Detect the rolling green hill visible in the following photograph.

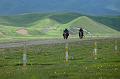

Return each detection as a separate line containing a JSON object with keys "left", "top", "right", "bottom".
{"left": 88, "top": 16, "right": 120, "bottom": 31}
{"left": 68, "top": 16, "right": 119, "bottom": 34}
{"left": 0, "top": 13, "right": 50, "bottom": 27}
{"left": 49, "top": 13, "right": 82, "bottom": 24}
{"left": 0, "top": 13, "right": 120, "bottom": 38}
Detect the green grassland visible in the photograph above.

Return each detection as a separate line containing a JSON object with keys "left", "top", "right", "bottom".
{"left": 0, "top": 39, "right": 120, "bottom": 79}
{"left": 0, "top": 13, "right": 120, "bottom": 40}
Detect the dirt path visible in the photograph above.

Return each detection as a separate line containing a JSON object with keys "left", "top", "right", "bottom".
{"left": 0, "top": 39, "right": 80, "bottom": 48}
{"left": 0, "top": 38, "right": 119, "bottom": 49}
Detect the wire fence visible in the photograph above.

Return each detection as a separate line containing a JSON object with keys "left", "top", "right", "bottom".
{"left": 0, "top": 38, "right": 119, "bottom": 79}
{"left": 0, "top": 38, "right": 119, "bottom": 66}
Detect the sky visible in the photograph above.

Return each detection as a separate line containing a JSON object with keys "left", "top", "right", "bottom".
{"left": 0, "top": 0, "right": 120, "bottom": 15}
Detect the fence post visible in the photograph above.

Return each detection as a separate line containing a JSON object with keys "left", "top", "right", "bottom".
{"left": 65, "top": 42, "right": 69, "bottom": 64}
{"left": 23, "top": 41, "right": 27, "bottom": 67}
{"left": 93, "top": 41, "right": 97, "bottom": 60}
{"left": 115, "top": 40, "right": 118, "bottom": 52}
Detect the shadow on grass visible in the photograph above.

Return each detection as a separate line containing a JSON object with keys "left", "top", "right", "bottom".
{"left": 15, "top": 63, "right": 54, "bottom": 66}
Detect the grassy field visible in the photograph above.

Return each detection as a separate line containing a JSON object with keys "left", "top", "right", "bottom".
{"left": 0, "top": 38, "right": 120, "bottom": 79}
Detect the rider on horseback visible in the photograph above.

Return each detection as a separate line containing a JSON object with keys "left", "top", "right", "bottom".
{"left": 63, "top": 28, "right": 69, "bottom": 39}
{"left": 64, "top": 28, "right": 69, "bottom": 34}
{"left": 79, "top": 28, "right": 84, "bottom": 39}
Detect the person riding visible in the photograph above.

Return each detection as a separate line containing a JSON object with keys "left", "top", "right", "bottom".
{"left": 63, "top": 28, "right": 69, "bottom": 39}
{"left": 79, "top": 28, "right": 84, "bottom": 39}
{"left": 64, "top": 28, "right": 69, "bottom": 34}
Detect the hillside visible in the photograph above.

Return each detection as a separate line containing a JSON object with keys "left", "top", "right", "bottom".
{"left": 0, "top": 13, "right": 50, "bottom": 27}
{"left": 88, "top": 16, "right": 120, "bottom": 31}
{"left": 67, "top": 16, "right": 119, "bottom": 34}
{"left": 0, "top": 13, "right": 120, "bottom": 38}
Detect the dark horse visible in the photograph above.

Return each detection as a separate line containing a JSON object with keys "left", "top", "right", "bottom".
{"left": 63, "top": 33, "right": 69, "bottom": 39}
{"left": 79, "top": 31, "right": 83, "bottom": 39}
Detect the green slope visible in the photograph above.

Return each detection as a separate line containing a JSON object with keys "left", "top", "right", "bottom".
{"left": 88, "top": 16, "right": 120, "bottom": 31}
{"left": 0, "top": 25, "right": 19, "bottom": 37}
{"left": 67, "top": 16, "right": 119, "bottom": 35}
{"left": 0, "top": 13, "right": 50, "bottom": 27}
{"left": 0, "top": 13, "right": 82, "bottom": 27}
{"left": 47, "top": 16, "right": 119, "bottom": 36}
{"left": 0, "top": 13, "right": 119, "bottom": 38}
{"left": 49, "top": 13, "right": 82, "bottom": 24}
{"left": 28, "top": 18, "right": 60, "bottom": 35}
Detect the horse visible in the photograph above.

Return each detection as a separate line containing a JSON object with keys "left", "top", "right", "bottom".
{"left": 79, "top": 31, "right": 83, "bottom": 39}
{"left": 63, "top": 32, "right": 69, "bottom": 39}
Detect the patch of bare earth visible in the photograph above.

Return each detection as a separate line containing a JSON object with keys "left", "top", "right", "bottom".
{"left": 16, "top": 28, "right": 29, "bottom": 35}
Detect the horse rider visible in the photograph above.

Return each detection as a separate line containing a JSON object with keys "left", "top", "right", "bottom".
{"left": 63, "top": 28, "right": 69, "bottom": 39}
{"left": 79, "top": 28, "right": 84, "bottom": 39}
{"left": 64, "top": 28, "right": 69, "bottom": 34}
